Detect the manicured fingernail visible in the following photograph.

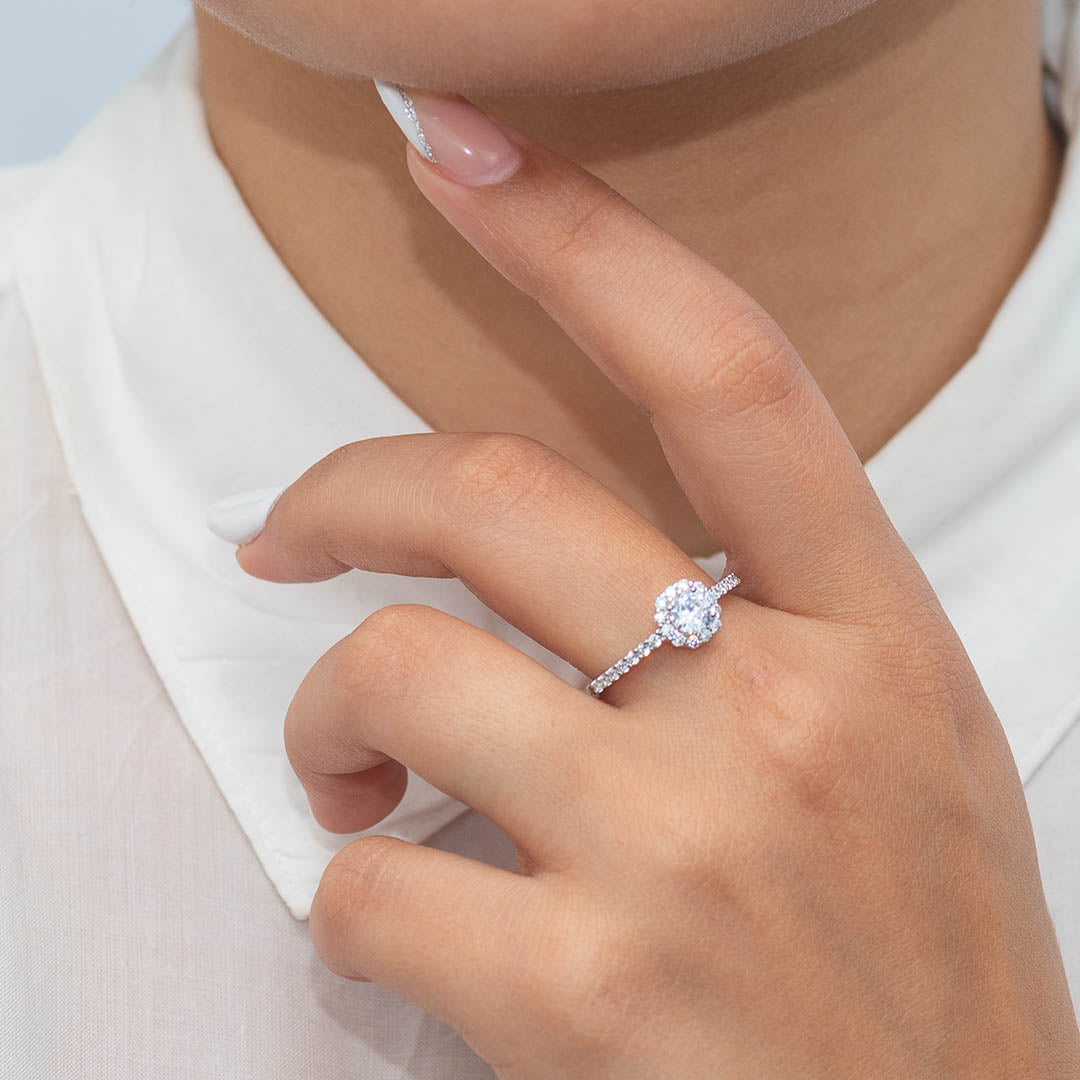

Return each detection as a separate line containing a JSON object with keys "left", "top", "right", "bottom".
{"left": 206, "top": 486, "right": 285, "bottom": 545}
{"left": 373, "top": 80, "right": 523, "bottom": 187}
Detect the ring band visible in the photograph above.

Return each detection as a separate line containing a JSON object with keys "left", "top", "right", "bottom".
{"left": 586, "top": 572, "right": 741, "bottom": 697}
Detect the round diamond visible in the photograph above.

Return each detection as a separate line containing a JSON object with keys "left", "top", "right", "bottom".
{"left": 653, "top": 579, "right": 722, "bottom": 648}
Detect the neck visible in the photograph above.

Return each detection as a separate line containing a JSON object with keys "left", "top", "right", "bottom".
{"left": 196, "top": 0, "right": 1062, "bottom": 555}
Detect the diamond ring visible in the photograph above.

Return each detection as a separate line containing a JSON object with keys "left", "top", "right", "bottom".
{"left": 586, "top": 572, "right": 741, "bottom": 697}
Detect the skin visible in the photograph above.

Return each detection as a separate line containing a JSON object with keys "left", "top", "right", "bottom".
{"left": 192, "top": 0, "right": 1078, "bottom": 1072}
{"left": 233, "top": 122, "right": 1080, "bottom": 1075}
{"left": 195, "top": 0, "right": 882, "bottom": 92}
{"left": 195, "top": 0, "right": 1062, "bottom": 556}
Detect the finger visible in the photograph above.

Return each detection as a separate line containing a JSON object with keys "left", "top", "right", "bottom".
{"left": 238, "top": 432, "right": 727, "bottom": 689}
{"left": 390, "top": 87, "right": 909, "bottom": 617}
{"left": 285, "top": 602, "right": 595, "bottom": 855}
{"left": 310, "top": 833, "right": 537, "bottom": 1046}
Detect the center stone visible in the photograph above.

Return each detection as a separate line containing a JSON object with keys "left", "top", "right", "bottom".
{"left": 673, "top": 593, "right": 710, "bottom": 635}
{"left": 654, "top": 579, "right": 722, "bottom": 649}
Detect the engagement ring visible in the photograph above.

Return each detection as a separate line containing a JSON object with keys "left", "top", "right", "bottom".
{"left": 586, "top": 573, "right": 740, "bottom": 697}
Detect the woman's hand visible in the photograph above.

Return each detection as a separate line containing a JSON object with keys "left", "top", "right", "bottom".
{"left": 233, "top": 99, "right": 1080, "bottom": 1077}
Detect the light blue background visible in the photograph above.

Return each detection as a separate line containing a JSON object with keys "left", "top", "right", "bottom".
{"left": 1, "top": 0, "right": 191, "bottom": 167}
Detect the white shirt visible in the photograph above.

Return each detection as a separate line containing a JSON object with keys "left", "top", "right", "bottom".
{"left": 2, "top": 8, "right": 1079, "bottom": 1075}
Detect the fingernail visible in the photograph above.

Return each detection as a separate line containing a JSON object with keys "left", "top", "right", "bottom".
{"left": 373, "top": 80, "right": 523, "bottom": 187}
{"left": 206, "top": 486, "right": 285, "bottom": 545}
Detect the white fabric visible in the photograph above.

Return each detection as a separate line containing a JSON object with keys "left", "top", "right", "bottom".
{"left": 1, "top": 8, "right": 1078, "bottom": 1076}
{"left": 9, "top": 27, "right": 603, "bottom": 922}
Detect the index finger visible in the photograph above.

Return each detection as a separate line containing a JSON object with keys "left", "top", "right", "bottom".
{"left": 379, "top": 84, "right": 913, "bottom": 619}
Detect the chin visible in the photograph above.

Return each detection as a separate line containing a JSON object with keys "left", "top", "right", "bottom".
{"left": 194, "top": 0, "right": 879, "bottom": 95}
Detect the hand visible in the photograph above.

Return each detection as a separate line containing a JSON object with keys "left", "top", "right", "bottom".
{"left": 233, "top": 99, "right": 1080, "bottom": 1077}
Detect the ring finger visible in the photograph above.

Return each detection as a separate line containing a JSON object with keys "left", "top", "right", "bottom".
{"left": 237, "top": 430, "right": 742, "bottom": 695}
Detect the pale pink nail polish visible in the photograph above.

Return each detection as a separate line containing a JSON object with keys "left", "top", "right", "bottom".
{"left": 374, "top": 80, "right": 523, "bottom": 187}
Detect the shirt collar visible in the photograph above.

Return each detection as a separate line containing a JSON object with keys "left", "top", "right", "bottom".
{"left": 13, "top": 10, "right": 1080, "bottom": 918}
{"left": 14, "top": 28, "right": 488, "bottom": 920}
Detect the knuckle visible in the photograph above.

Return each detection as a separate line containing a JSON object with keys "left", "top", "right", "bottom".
{"left": 436, "top": 433, "right": 569, "bottom": 532}
{"left": 872, "top": 632, "right": 987, "bottom": 751}
{"left": 733, "top": 638, "right": 864, "bottom": 816}
{"left": 318, "top": 835, "right": 402, "bottom": 915}
{"left": 609, "top": 749, "right": 735, "bottom": 899}
{"left": 304, "top": 439, "right": 371, "bottom": 508}
{"left": 773, "top": 708, "right": 862, "bottom": 817}
{"left": 334, "top": 604, "right": 445, "bottom": 704}
{"left": 287, "top": 607, "right": 445, "bottom": 782}
{"left": 310, "top": 836, "right": 405, "bottom": 967}
{"left": 662, "top": 302, "right": 803, "bottom": 423}
{"left": 510, "top": 915, "right": 649, "bottom": 1060}
{"left": 644, "top": 814, "right": 731, "bottom": 900}
{"left": 840, "top": 599, "right": 984, "bottom": 721}
{"left": 722, "top": 331, "right": 801, "bottom": 419}
{"left": 883, "top": 620, "right": 974, "bottom": 699}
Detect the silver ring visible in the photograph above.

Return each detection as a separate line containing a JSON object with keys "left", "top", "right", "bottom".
{"left": 586, "top": 572, "right": 741, "bottom": 697}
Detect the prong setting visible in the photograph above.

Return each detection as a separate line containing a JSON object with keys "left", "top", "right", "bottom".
{"left": 654, "top": 578, "right": 722, "bottom": 649}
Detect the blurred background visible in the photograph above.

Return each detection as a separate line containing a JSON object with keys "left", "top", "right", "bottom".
{"left": 1, "top": 0, "right": 189, "bottom": 166}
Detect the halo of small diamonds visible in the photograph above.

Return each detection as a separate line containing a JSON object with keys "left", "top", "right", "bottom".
{"left": 654, "top": 579, "right": 722, "bottom": 649}
{"left": 585, "top": 572, "right": 740, "bottom": 696}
